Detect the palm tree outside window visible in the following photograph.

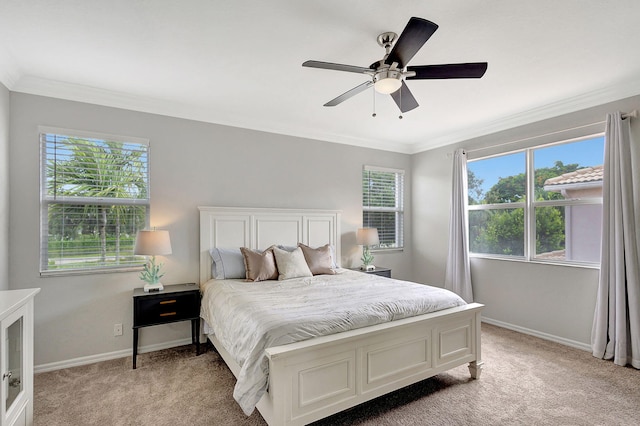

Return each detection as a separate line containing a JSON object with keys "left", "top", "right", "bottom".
{"left": 40, "top": 128, "right": 150, "bottom": 274}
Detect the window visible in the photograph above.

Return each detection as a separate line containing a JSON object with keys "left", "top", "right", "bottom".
{"left": 467, "top": 136, "right": 604, "bottom": 265}
{"left": 362, "top": 166, "right": 404, "bottom": 250}
{"left": 40, "top": 128, "right": 150, "bottom": 274}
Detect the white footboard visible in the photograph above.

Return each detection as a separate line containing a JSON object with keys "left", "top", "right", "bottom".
{"left": 212, "top": 302, "right": 483, "bottom": 426}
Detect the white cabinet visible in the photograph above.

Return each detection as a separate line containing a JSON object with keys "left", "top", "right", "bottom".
{"left": 1, "top": 289, "right": 39, "bottom": 426}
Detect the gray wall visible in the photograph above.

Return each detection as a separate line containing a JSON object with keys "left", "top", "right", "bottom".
{"left": 0, "top": 82, "right": 9, "bottom": 291}
{"left": 8, "top": 88, "right": 640, "bottom": 366}
{"left": 412, "top": 95, "right": 640, "bottom": 348}
{"left": 8, "top": 93, "right": 412, "bottom": 367}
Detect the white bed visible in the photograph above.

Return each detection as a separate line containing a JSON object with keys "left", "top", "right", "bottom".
{"left": 199, "top": 206, "right": 484, "bottom": 426}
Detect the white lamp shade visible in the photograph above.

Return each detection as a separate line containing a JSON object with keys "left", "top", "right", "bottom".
{"left": 134, "top": 230, "right": 172, "bottom": 256}
{"left": 356, "top": 228, "right": 379, "bottom": 246}
{"left": 374, "top": 77, "right": 402, "bottom": 94}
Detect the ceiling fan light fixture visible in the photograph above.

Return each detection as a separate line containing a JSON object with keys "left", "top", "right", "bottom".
{"left": 374, "top": 77, "right": 402, "bottom": 94}
{"left": 303, "top": 17, "right": 487, "bottom": 112}
{"left": 373, "top": 70, "right": 402, "bottom": 94}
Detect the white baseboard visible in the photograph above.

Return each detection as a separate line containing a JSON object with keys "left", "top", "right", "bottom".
{"left": 482, "top": 317, "right": 592, "bottom": 352}
{"left": 34, "top": 338, "right": 193, "bottom": 374}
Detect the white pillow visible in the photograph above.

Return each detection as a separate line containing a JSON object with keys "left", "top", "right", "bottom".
{"left": 279, "top": 244, "right": 339, "bottom": 268}
{"left": 273, "top": 247, "right": 313, "bottom": 280}
{"left": 209, "top": 248, "right": 246, "bottom": 279}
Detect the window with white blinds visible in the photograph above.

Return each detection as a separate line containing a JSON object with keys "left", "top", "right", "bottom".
{"left": 362, "top": 165, "right": 404, "bottom": 250}
{"left": 40, "top": 128, "right": 150, "bottom": 275}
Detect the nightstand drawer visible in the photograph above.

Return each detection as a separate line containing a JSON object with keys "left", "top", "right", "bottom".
{"left": 349, "top": 267, "right": 391, "bottom": 278}
{"left": 134, "top": 291, "right": 199, "bottom": 327}
{"left": 369, "top": 268, "right": 391, "bottom": 278}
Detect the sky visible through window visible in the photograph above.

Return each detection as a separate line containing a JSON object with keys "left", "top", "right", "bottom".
{"left": 469, "top": 136, "right": 604, "bottom": 194}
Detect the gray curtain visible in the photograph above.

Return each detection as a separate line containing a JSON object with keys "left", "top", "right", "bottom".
{"left": 591, "top": 112, "right": 640, "bottom": 368}
{"left": 445, "top": 148, "right": 473, "bottom": 303}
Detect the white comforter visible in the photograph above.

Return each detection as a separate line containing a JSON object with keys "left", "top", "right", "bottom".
{"left": 200, "top": 269, "right": 466, "bottom": 415}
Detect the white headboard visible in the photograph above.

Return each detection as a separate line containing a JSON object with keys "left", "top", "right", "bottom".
{"left": 199, "top": 206, "right": 342, "bottom": 284}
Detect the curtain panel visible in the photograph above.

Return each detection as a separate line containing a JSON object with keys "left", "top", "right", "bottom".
{"left": 445, "top": 148, "right": 474, "bottom": 303}
{"left": 591, "top": 112, "right": 640, "bottom": 369}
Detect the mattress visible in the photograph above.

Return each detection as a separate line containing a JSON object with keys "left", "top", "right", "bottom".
{"left": 200, "top": 268, "right": 466, "bottom": 415}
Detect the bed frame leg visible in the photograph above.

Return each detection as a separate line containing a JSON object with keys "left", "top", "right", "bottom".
{"left": 468, "top": 361, "right": 483, "bottom": 379}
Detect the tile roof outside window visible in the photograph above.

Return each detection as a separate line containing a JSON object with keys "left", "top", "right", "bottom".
{"left": 544, "top": 165, "right": 603, "bottom": 186}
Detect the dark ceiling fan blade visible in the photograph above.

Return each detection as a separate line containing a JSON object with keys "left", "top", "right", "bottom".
{"left": 407, "top": 62, "right": 488, "bottom": 79}
{"left": 324, "top": 81, "right": 373, "bottom": 107}
{"left": 390, "top": 81, "right": 419, "bottom": 113}
{"left": 303, "top": 60, "right": 370, "bottom": 74}
{"left": 385, "top": 17, "right": 438, "bottom": 69}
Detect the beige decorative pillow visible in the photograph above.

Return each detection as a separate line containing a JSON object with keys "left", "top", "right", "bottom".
{"left": 240, "top": 247, "right": 279, "bottom": 282}
{"left": 298, "top": 243, "right": 336, "bottom": 275}
{"left": 273, "top": 246, "right": 313, "bottom": 280}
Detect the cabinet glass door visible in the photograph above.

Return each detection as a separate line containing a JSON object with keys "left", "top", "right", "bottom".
{"left": 4, "top": 316, "right": 23, "bottom": 413}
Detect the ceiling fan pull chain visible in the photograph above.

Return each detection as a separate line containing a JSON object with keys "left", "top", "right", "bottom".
{"left": 399, "top": 85, "right": 403, "bottom": 119}
{"left": 372, "top": 87, "right": 377, "bottom": 117}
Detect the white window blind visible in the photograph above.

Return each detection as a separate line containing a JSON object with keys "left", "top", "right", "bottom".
{"left": 362, "top": 165, "right": 404, "bottom": 249}
{"left": 40, "top": 129, "right": 150, "bottom": 274}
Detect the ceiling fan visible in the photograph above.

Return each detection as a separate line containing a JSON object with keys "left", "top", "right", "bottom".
{"left": 303, "top": 17, "right": 488, "bottom": 115}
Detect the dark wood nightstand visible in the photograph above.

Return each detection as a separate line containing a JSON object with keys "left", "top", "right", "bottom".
{"left": 132, "top": 283, "right": 200, "bottom": 369}
{"left": 349, "top": 267, "right": 391, "bottom": 278}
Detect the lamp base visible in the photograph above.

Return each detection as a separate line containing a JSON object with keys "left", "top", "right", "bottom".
{"left": 143, "top": 282, "right": 164, "bottom": 293}
{"left": 361, "top": 264, "right": 376, "bottom": 271}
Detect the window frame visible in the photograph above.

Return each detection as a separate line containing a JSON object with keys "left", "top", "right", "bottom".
{"left": 467, "top": 134, "right": 604, "bottom": 267}
{"left": 362, "top": 165, "right": 405, "bottom": 251}
{"left": 39, "top": 126, "right": 151, "bottom": 276}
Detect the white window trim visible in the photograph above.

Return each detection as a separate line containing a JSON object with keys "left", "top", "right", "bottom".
{"left": 39, "top": 127, "right": 151, "bottom": 276}
{"left": 363, "top": 165, "right": 405, "bottom": 251}
{"left": 468, "top": 134, "right": 604, "bottom": 267}
{"left": 38, "top": 126, "right": 149, "bottom": 146}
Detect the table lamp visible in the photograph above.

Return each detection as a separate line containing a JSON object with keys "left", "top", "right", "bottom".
{"left": 134, "top": 229, "right": 172, "bottom": 292}
{"left": 357, "top": 228, "right": 379, "bottom": 271}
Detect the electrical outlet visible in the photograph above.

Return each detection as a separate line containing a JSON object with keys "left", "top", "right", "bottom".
{"left": 114, "top": 323, "right": 123, "bottom": 336}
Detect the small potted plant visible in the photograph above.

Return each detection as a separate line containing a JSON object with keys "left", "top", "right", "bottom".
{"left": 139, "top": 256, "right": 165, "bottom": 292}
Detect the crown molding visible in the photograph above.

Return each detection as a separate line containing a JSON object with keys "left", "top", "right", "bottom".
{"left": 10, "top": 75, "right": 640, "bottom": 156}
{"left": 0, "top": 47, "right": 20, "bottom": 89}
{"left": 11, "top": 75, "right": 416, "bottom": 154}
{"left": 410, "top": 77, "right": 640, "bottom": 154}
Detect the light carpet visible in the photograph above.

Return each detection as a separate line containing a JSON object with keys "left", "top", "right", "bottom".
{"left": 34, "top": 324, "right": 640, "bottom": 425}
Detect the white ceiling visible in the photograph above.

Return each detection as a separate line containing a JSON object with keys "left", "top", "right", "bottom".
{"left": 2, "top": 1, "right": 639, "bottom": 154}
